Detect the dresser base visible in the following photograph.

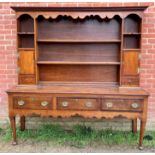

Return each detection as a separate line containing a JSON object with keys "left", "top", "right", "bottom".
{"left": 7, "top": 85, "right": 149, "bottom": 147}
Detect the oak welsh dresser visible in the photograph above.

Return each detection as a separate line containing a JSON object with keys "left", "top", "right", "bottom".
{"left": 7, "top": 6, "right": 149, "bottom": 149}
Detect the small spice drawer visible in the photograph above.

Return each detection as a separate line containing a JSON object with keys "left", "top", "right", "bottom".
{"left": 57, "top": 97, "right": 100, "bottom": 111}
{"left": 101, "top": 98, "right": 143, "bottom": 112}
{"left": 13, "top": 96, "right": 52, "bottom": 110}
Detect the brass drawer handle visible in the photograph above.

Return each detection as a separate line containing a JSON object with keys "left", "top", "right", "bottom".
{"left": 131, "top": 103, "right": 139, "bottom": 109}
{"left": 17, "top": 100, "right": 25, "bottom": 106}
{"left": 61, "top": 101, "right": 69, "bottom": 107}
{"left": 41, "top": 101, "right": 49, "bottom": 107}
{"left": 106, "top": 102, "right": 113, "bottom": 108}
{"left": 85, "top": 101, "right": 93, "bottom": 108}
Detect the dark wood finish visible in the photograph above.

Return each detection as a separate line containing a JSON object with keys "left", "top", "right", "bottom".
{"left": 57, "top": 97, "right": 100, "bottom": 111}
{"left": 37, "top": 16, "right": 121, "bottom": 41}
{"left": 123, "top": 50, "right": 139, "bottom": 75}
{"left": 11, "top": 6, "right": 148, "bottom": 12}
{"left": 18, "top": 14, "right": 34, "bottom": 33}
{"left": 121, "top": 76, "right": 139, "bottom": 86}
{"left": 139, "top": 120, "right": 146, "bottom": 148}
{"left": 38, "top": 43, "right": 120, "bottom": 62}
{"left": 7, "top": 6, "right": 149, "bottom": 148}
{"left": 124, "top": 14, "right": 141, "bottom": 33}
{"left": 20, "top": 116, "right": 25, "bottom": 131}
{"left": 18, "top": 35, "right": 34, "bottom": 48}
{"left": 132, "top": 118, "right": 137, "bottom": 133}
{"left": 39, "top": 64, "right": 119, "bottom": 82}
{"left": 18, "top": 75, "right": 36, "bottom": 85}
{"left": 9, "top": 116, "right": 17, "bottom": 145}
{"left": 123, "top": 35, "right": 140, "bottom": 49}
{"left": 101, "top": 98, "right": 143, "bottom": 112}
{"left": 18, "top": 50, "right": 35, "bottom": 74}
{"left": 13, "top": 96, "right": 52, "bottom": 110}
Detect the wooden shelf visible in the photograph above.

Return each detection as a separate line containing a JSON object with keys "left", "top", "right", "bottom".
{"left": 18, "top": 32, "right": 34, "bottom": 35}
{"left": 37, "top": 39, "right": 121, "bottom": 43}
{"left": 123, "top": 49, "right": 140, "bottom": 51}
{"left": 18, "top": 48, "right": 35, "bottom": 50}
{"left": 37, "top": 61, "right": 121, "bottom": 65}
{"left": 123, "top": 33, "right": 140, "bottom": 35}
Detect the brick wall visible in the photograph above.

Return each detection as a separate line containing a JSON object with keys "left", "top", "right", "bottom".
{"left": 0, "top": 2, "right": 155, "bottom": 129}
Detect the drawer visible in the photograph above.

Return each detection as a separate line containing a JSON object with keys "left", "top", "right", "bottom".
{"left": 13, "top": 96, "right": 52, "bottom": 110}
{"left": 57, "top": 97, "right": 100, "bottom": 111}
{"left": 101, "top": 98, "right": 143, "bottom": 112}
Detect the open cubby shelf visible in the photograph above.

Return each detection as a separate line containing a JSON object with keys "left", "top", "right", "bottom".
{"left": 17, "top": 14, "right": 34, "bottom": 48}
{"left": 18, "top": 35, "right": 34, "bottom": 48}
{"left": 38, "top": 64, "right": 120, "bottom": 82}
{"left": 37, "top": 42, "right": 120, "bottom": 62}
{"left": 123, "top": 35, "right": 140, "bottom": 49}
{"left": 124, "top": 14, "right": 141, "bottom": 33}
{"left": 37, "top": 15, "right": 121, "bottom": 41}
{"left": 18, "top": 14, "right": 34, "bottom": 33}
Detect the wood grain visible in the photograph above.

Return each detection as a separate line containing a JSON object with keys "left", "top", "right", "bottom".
{"left": 39, "top": 65, "right": 119, "bottom": 82}
{"left": 18, "top": 50, "right": 35, "bottom": 74}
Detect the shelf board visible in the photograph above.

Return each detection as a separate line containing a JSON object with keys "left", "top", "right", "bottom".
{"left": 18, "top": 48, "right": 35, "bottom": 50}
{"left": 37, "top": 39, "right": 121, "bottom": 43}
{"left": 18, "top": 32, "right": 34, "bottom": 35}
{"left": 123, "top": 48, "right": 140, "bottom": 51}
{"left": 123, "top": 33, "right": 141, "bottom": 35}
{"left": 37, "top": 61, "right": 121, "bottom": 65}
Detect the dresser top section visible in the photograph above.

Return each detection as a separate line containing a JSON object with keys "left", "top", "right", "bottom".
{"left": 7, "top": 85, "right": 149, "bottom": 96}
{"left": 11, "top": 6, "right": 148, "bottom": 19}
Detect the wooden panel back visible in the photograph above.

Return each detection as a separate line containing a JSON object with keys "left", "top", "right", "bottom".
{"left": 38, "top": 43, "right": 120, "bottom": 62}
{"left": 123, "top": 51, "right": 139, "bottom": 76}
{"left": 123, "top": 36, "right": 140, "bottom": 49}
{"left": 18, "top": 35, "right": 34, "bottom": 48}
{"left": 39, "top": 65, "right": 119, "bottom": 82}
{"left": 18, "top": 50, "right": 35, "bottom": 74}
{"left": 37, "top": 16, "right": 121, "bottom": 40}
{"left": 124, "top": 14, "right": 141, "bottom": 33}
{"left": 18, "top": 14, "right": 34, "bottom": 32}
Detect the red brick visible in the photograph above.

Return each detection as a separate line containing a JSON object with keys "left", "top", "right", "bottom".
{"left": 61, "top": 2, "right": 78, "bottom": 7}
{"left": 123, "top": 2, "right": 139, "bottom": 6}
{"left": 148, "top": 39, "right": 155, "bottom": 43}
{"left": 108, "top": 3, "right": 123, "bottom": 7}
{"left": 47, "top": 3, "right": 62, "bottom": 7}
{"left": 143, "top": 23, "right": 154, "bottom": 28}
{"left": 93, "top": 3, "right": 108, "bottom": 7}
{"left": 139, "top": 2, "right": 154, "bottom": 6}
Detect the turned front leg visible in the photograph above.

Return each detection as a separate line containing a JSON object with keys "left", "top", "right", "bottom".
{"left": 20, "top": 116, "right": 25, "bottom": 131}
{"left": 9, "top": 116, "right": 17, "bottom": 145}
{"left": 132, "top": 118, "right": 137, "bottom": 133}
{"left": 139, "top": 120, "right": 146, "bottom": 149}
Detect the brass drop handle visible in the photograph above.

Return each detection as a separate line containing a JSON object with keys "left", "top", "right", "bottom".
{"left": 85, "top": 101, "right": 93, "bottom": 108}
{"left": 62, "top": 101, "right": 69, "bottom": 107}
{"left": 106, "top": 102, "right": 113, "bottom": 108}
{"left": 41, "top": 101, "right": 49, "bottom": 107}
{"left": 131, "top": 103, "right": 139, "bottom": 109}
{"left": 17, "top": 100, "right": 25, "bottom": 106}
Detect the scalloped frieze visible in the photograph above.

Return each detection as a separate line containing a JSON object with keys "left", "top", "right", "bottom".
{"left": 11, "top": 110, "right": 143, "bottom": 120}
{"left": 16, "top": 11, "right": 143, "bottom": 20}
